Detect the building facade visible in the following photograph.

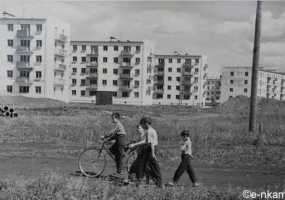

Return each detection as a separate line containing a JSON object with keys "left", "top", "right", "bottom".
{"left": 220, "top": 66, "right": 285, "bottom": 102}
{"left": 205, "top": 77, "right": 221, "bottom": 106}
{"left": 0, "top": 17, "right": 71, "bottom": 102}
{"left": 69, "top": 40, "right": 154, "bottom": 105}
{"left": 152, "top": 54, "right": 208, "bottom": 106}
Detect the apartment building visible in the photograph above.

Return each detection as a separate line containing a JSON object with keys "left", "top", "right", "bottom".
{"left": 220, "top": 66, "right": 285, "bottom": 102}
{"left": 0, "top": 17, "right": 71, "bottom": 102}
{"left": 205, "top": 77, "right": 221, "bottom": 106}
{"left": 152, "top": 54, "right": 208, "bottom": 106}
{"left": 69, "top": 40, "right": 154, "bottom": 105}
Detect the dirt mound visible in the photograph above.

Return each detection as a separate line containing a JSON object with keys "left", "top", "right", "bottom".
{"left": 0, "top": 96, "right": 66, "bottom": 109}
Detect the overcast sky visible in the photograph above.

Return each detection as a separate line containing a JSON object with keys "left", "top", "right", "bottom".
{"left": 1, "top": 0, "right": 285, "bottom": 76}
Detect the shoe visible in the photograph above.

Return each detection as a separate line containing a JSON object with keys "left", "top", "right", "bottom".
{"left": 193, "top": 182, "right": 200, "bottom": 187}
{"left": 165, "top": 182, "right": 175, "bottom": 187}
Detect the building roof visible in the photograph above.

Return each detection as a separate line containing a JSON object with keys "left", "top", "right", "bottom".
{"left": 154, "top": 54, "right": 202, "bottom": 58}
{"left": 70, "top": 40, "right": 144, "bottom": 45}
{"left": 222, "top": 66, "right": 285, "bottom": 76}
{"left": 0, "top": 17, "right": 46, "bottom": 22}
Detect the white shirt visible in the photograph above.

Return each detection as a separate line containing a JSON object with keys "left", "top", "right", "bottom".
{"left": 145, "top": 126, "right": 158, "bottom": 146}
{"left": 181, "top": 138, "right": 192, "bottom": 156}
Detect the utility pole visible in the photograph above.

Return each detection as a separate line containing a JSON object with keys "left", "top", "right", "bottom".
{"left": 249, "top": 0, "right": 262, "bottom": 133}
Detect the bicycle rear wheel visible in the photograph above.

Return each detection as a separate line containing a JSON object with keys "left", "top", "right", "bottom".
{"left": 78, "top": 147, "right": 107, "bottom": 178}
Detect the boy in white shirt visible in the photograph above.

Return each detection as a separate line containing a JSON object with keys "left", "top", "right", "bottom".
{"left": 168, "top": 130, "right": 199, "bottom": 187}
{"left": 129, "top": 117, "right": 162, "bottom": 187}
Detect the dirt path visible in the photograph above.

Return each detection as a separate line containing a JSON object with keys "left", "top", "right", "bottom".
{"left": 0, "top": 156, "right": 283, "bottom": 190}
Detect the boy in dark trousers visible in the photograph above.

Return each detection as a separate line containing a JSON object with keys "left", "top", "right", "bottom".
{"left": 103, "top": 112, "right": 127, "bottom": 176}
{"left": 168, "top": 130, "right": 199, "bottom": 187}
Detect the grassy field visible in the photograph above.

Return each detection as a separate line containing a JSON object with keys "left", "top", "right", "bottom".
{"left": 0, "top": 96, "right": 284, "bottom": 199}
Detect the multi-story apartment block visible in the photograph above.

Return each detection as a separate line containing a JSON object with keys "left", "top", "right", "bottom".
{"left": 205, "top": 77, "right": 221, "bottom": 106}
{"left": 69, "top": 40, "right": 154, "bottom": 105}
{"left": 152, "top": 54, "right": 208, "bottom": 106}
{"left": 220, "top": 66, "right": 285, "bottom": 102}
{"left": 0, "top": 17, "right": 71, "bottom": 102}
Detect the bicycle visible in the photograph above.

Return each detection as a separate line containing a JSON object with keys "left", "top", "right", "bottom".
{"left": 78, "top": 139, "right": 137, "bottom": 178}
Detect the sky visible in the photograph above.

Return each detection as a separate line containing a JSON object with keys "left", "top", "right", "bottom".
{"left": 1, "top": 0, "right": 285, "bottom": 76}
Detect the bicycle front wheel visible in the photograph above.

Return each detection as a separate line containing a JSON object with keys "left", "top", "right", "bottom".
{"left": 78, "top": 147, "right": 107, "bottom": 178}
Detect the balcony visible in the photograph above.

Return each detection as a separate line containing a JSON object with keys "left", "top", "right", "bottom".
{"left": 55, "top": 63, "right": 66, "bottom": 71}
{"left": 54, "top": 77, "right": 65, "bottom": 86}
{"left": 120, "top": 50, "right": 133, "bottom": 57}
{"left": 86, "top": 62, "right": 98, "bottom": 68}
{"left": 182, "top": 79, "right": 192, "bottom": 86}
{"left": 16, "top": 77, "right": 32, "bottom": 85}
{"left": 203, "top": 64, "right": 208, "bottom": 71}
{"left": 16, "top": 62, "right": 33, "bottom": 70}
{"left": 15, "top": 46, "right": 32, "bottom": 54}
{"left": 86, "top": 72, "right": 98, "bottom": 78}
{"left": 55, "top": 48, "right": 66, "bottom": 57}
{"left": 182, "top": 69, "right": 192, "bottom": 76}
{"left": 120, "top": 62, "right": 133, "bottom": 68}
{"left": 16, "top": 30, "right": 33, "bottom": 39}
{"left": 153, "top": 88, "right": 164, "bottom": 94}
{"left": 86, "top": 84, "right": 98, "bottom": 91}
{"left": 87, "top": 51, "right": 98, "bottom": 57}
{"left": 119, "top": 85, "right": 132, "bottom": 91}
{"left": 119, "top": 73, "right": 133, "bottom": 80}
{"left": 55, "top": 34, "right": 67, "bottom": 43}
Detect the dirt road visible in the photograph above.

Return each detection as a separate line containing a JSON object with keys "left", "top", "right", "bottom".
{"left": 0, "top": 156, "right": 283, "bottom": 190}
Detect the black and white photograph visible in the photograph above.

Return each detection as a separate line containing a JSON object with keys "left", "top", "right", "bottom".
{"left": 0, "top": 0, "right": 284, "bottom": 199}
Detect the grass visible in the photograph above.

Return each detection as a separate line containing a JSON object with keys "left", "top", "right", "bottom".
{"left": 0, "top": 172, "right": 244, "bottom": 200}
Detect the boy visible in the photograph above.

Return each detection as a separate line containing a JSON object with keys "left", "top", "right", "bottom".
{"left": 129, "top": 117, "right": 162, "bottom": 187}
{"left": 103, "top": 112, "right": 127, "bottom": 176}
{"left": 168, "top": 130, "right": 199, "bottom": 187}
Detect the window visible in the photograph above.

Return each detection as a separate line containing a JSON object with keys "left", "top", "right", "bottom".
{"left": 72, "top": 90, "right": 76, "bottom": 95}
{"left": 19, "top": 86, "right": 29, "bottom": 93}
{"left": 167, "top": 94, "right": 171, "bottom": 99}
{"left": 8, "top": 24, "right": 13, "bottom": 31}
{"left": 124, "top": 46, "right": 131, "bottom": 51}
{"left": 230, "top": 88, "right": 234, "bottom": 92}
{"left": 113, "top": 80, "right": 118, "bottom": 86}
{"left": 21, "top": 40, "right": 30, "bottom": 47}
{"left": 103, "top": 68, "right": 107, "bottom": 74}
{"left": 194, "top": 95, "right": 198, "bottom": 100}
{"left": 81, "top": 57, "right": 86, "bottom": 63}
{"left": 90, "top": 79, "right": 97, "bottom": 85}
{"left": 230, "top": 80, "right": 234, "bottom": 84}
{"left": 177, "top": 58, "right": 181, "bottom": 63}
{"left": 36, "top": 40, "right": 42, "bottom": 48}
{"left": 176, "top": 77, "right": 180, "bottom": 82}
{"left": 113, "top": 69, "right": 118, "bottom": 75}
{"left": 103, "top": 57, "right": 108, "bottom": 63}
{"left": 8, "top": 40, "right": 13, "bottom": 47}
{"left": 168, "top": 77, "right": 172, "bottom": 81}
{"left": 36, "top": 71, "right": 42, "bottom": 78}
{"left": 35, "top": 24, "right": 42, "bottom": 32}
{"left": 177, "top": 68, "right": 181, "bottom": 73}
{"left": 176, "top": 95, "right": 180, "bottom": 99}
{"left": 90, "top": 57, "right": 97, "bottom": 62}
{"left": 134, "top": 81, "right": 140, "bottom": 88}
{"left": 81, "top": 90, "right": 86, "bottom": 96}
{"left": 81, "top": 45, "right": 86, "bottom": 52}
{"left": 168, "top": 68, "right": 172, "bottom": 72}
{"left": 244, "top": 88, "right": 248, "bottom": 93}
{"left": 7, "top": 85, "right": 12, "bottom": 93}
{"left": 71, "top": 79, "right": 77, "bottom": 86}
{"left": 122, "top": 92, "right": 129, "bottom": 97}
{"left": 21, "top": 24, "right": 30, "bottom": 30}
{"left": 158, "top": 58, "right": 164, "bottom": 64}
{"left": 114, "top": 46, "right": 118, "bottom": 51}
{"left": 230, "top": 72, "right": 234, "bottom": 76}
{"left": 176, "top": 86, "right": 180, "bottom": 90}
{"left": 135, "top": 69, "right": 140, "bottom": 76}
{"left": 167, "top": 85, "right": 171, "bottom": 90}
{"left": 113, "top": 92, "right": 117, "bottom": 97}
{"left": 90, "top": 68, "right": 97, "bottom": 73}
{"left": 35, "top": 86, "right": 41, "bottom": 94}
{"left": 81, "top": 68, "right": 86, "bottom": 74}
{"left": 72, "top": 68, "right": 77, "bottom": 73}
{"left": 195, "top": 58, "right": 199, "bottom": 65}
{"left": 36, "top": 55, "right": 42, "bottom": 63}
{"left": 195, "top": 68, "right": 199, "bottom": 73}
{"left": 20, "top": 55, "right": 29, "bottom": 62}
{"left": 135, "top": 58, "right": 140, "bottom": 64}
{"left": 102, "top": 80, "right": 107, "bottom": 85}
{"left": 80, "top": 79, "right": 86, "bottom": 86}
{"left": 134, "top": 92, "right": 139, "bottom": 98}
{"left": 114, "top": 57, "right": 118, "bottom": 63}
{"left": 244, "top": 80, "right": 248, "bottom": 84}
{"left": 103, "top": 45, "right": 108, "bottom": 51}
{"left": 7, "top": 55, "right": 13, "bottom": 62}
{"left": 72, "top": 56, "right": 77, "bottom": 62}
{"left": 245, "top": 72, "right": 249, "bottom": 76}
{"left": 7, "top": 70, "right": 13, "bottom": 78}
{"left": 168, "top": 58, "right": 172, "bottom": 63}
{"left": 20, "top": 71, "right": 29, "bottom": 78}
{"left": 72, "top": 45, "right": 77, "bottom": 52}
{"left": 136, "top": 46, "right": 141, "bottom": 52}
